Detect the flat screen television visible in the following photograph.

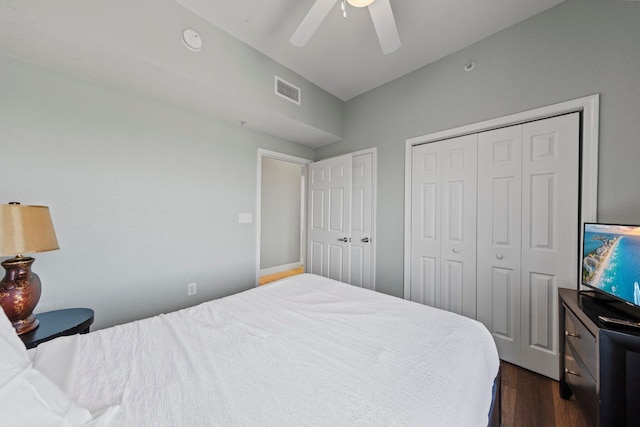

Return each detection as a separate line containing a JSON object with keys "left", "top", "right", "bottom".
{"left": 582, "top": 222, "right": 640, "bottom": 311}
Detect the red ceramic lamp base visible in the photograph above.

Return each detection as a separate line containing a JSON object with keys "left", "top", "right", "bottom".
{"left": 12, "top": 314, "right": 39, "bottom": 335}
{"left": 0, "top": 256, "right": 42, "bottom": 335}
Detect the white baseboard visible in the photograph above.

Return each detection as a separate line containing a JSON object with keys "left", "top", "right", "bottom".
{"left": 260, "top": 262, "right": 302, "bottom": 277}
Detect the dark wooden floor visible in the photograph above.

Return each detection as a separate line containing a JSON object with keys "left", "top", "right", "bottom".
{"left": 500, "top": 361, "right": 590, "bottom": 427}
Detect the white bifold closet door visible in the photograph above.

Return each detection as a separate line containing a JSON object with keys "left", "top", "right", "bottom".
{"left": 410, "top": 112, "right": 579, "bottom": 379}
{"left": 410, "top": 134, "right": 478, "bottom": 318}
{"left": 477, "top": 113, "right": 579, "bottom": 380}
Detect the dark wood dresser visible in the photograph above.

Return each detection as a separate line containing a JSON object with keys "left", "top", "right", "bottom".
{"left": 559, "top": 289, "right": 640, "bottom": 427}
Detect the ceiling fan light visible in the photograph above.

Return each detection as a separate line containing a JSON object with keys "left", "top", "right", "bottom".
{"left": 347, "top": 0, "right": 375, "bottom": 8}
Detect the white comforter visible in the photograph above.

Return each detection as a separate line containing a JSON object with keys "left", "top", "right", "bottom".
{"left": 53, "top": 274, "right": 499, "bottom": 426}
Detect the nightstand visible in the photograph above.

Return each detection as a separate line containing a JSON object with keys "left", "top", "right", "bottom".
{"left": 19, "top": 308, "right": 94, "bottom": 349}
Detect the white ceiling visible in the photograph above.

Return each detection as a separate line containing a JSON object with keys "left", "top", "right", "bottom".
{"left": 0, "top": 0, "right": 568, "bottom": 146}
{"left": 173, "top": 0, "right": 566, "bottom": 101}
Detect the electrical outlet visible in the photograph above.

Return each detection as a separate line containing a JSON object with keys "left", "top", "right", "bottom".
{"left": 238, "top": 213, "right": 253, "bottom": 224}
{"left": 187, "top": 282, "right": 197, "bottom": 296}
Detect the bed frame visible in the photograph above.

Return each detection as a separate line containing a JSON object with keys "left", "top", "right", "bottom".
{"left": 489, "top": 367, "right": 502, "bottom": 427}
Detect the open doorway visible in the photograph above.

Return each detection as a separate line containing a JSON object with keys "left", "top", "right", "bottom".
{"left": 256, "top": 149, "right": 311, "bottom": 286}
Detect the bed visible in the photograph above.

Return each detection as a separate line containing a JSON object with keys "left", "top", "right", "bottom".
{"left": 1, "top": 273, "right": 500, "bottom": 426}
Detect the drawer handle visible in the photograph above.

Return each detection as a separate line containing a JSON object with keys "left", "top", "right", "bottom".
{"left": 565, "top": 331, "right": 581, "bottom": 338}
{"left": 565, "top": 368, "right": 581, "bottom": 377}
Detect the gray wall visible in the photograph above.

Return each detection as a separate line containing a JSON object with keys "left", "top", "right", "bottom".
{"left": 260, "top": 158, "right": 302, "bottom": 270}
{"left": 0, "top": 0, "right": 344, "bottom": 145}
{"left": 0, "top": 55, "right": 315, "bottom": 330}
{"left": 317, "top": 0, "right": 640, "bottom": 298}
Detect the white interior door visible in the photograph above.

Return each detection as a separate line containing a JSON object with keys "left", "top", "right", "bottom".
{"left": 477, "top": 125, "right": 523, "bottom": 365}
{"left": 410, "top": 135, "right": 477, "bottom": 317}
{"left": 520, "top": 113, "right": 579, "bottom": 380}
{"left": 350, "top": 152, "right": 374, "bottom": 289}
{"left": 307, "top": 154, "right": 352, "bottom": 282}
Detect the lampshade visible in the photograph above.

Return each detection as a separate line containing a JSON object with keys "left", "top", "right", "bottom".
{"left": 0, "top": 204, "right": 59, "bottom": 256}
{"left": 347, "top": 0, "right": 375, "bottom": 7}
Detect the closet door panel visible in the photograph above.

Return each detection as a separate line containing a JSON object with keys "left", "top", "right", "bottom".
{"left": 528, "top": 272, "right": 554, "bottom": 349}
{"left": 491, "top": 266, "right": 516, "bottom": 340}
{"left": 415, "top": 256, "right": 437, "bottom": 306}
{"left": 442, "top": 259, "right": 464, "bottom": 314}
{"left": 410, "top": 142, "right": 441, "bottom": 306}
{"left": 529, "top": 174, "right": 555, "bottom": 248}
{"left": 411, "top": 135, "right": 477, "bottom": 318}
{"left": 477, "top": 126, "right": 523, "bottom": 365}
{"left": 521, "top": 113, "right": 580, "bottom": 380}
{"left": 440, "top": 135, "right": 477, "bottom": 318}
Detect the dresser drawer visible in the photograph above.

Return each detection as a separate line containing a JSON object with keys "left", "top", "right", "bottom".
{"left": 565, "top": 308, "right": 597, "bottom": 379}
{"left": 564, "top": 344, "right": 597, "bottom": 426}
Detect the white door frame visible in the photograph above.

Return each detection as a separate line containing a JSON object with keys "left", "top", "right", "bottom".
{"left": 403, "top": 94, "right": 600, "bottom": 299}
{"left": 256, "top": 148, "right": 312, "bottom": 287}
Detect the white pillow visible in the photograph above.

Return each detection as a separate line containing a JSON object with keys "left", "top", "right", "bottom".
{"left": 0, "top": 308, "right": 119, "bottom": 426}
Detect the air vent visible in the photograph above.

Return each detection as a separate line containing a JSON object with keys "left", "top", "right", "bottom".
{"left": 275, "top": 76, "right": 301, "bottom": 105}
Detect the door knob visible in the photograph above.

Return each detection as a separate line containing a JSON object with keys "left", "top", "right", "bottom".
{"left": 361, "top": 237, "right": 370, "bottom": 243}
{"left": 338, "top": 237, "right": 349, "bottom": 242}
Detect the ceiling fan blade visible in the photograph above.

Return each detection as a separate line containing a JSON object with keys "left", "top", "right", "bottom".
{"left": 368, "top": 0, "right": 401, "bottom": 55}
{"left": 290, "top": 0, "right": 339, "bottom": 47}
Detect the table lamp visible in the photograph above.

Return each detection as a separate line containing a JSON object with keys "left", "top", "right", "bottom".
{"left": 0, "top": 203, "right": 59, "bottom": 335}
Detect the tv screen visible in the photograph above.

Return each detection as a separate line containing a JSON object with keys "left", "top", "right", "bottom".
{"left": 582, "top": 223, "right": 640, "bottom": 307}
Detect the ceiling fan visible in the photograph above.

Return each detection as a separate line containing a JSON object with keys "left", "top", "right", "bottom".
{"left": 290, "top": 0, "right": 401, "bottom": 55}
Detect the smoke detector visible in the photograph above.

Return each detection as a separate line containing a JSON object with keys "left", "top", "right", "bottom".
{"left": 182, "top": 29, "right": 202, "bottom": 52}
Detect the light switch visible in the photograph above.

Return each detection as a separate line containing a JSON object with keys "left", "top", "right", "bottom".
{"left": 238, "top": 213, "right": 253, "bottom": 224}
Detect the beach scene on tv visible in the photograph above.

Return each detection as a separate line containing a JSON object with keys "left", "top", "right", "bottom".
{"left": 583, "top": 224, "right": 640, "bottom": 306}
